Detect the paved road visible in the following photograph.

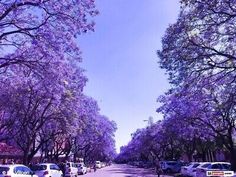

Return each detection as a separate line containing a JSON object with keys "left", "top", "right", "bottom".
{"left": 83, "top": 164, "right": 171, "bottom": 177}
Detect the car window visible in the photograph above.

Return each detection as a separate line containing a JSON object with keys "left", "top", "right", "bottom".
{"left": 0, "top": 167, "right": 9, "bottom": 175}
{"left": 23, "top": 166, "right": 32, "bottom": 175}
{"left": 211, "top": 164, "right": 221, "bottom": 169}
{"left": 14, "top": 166, "right": 23, "bottom": 174}
{"left": 221, "top": 164, "right": 231, "bottom": 170}
{"left": 54, "top": 165, "right": 60, "bottom": 170}
{"left": 31, "top": 165, "right": 47, "bottom": 171}
{"left": 50, "top": 165, "right": 55, "bottom": 170}
{"left": 66, "top": 163, "right": 71, "bottom": 167}
{"left": 14, "top": 166, "right": 31, "bottom": 175}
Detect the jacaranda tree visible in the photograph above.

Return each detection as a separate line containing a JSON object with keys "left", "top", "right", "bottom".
{"left": 0, "top": 0, "right": 117, "bottom": 165}
{"left": 157, "top": 0, "right": 236, "bottom": 169}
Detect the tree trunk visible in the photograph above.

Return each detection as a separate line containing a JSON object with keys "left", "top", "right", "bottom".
{"left": 23, "top": 152, "right": 29, "bottom": 165}
{"left": 187, "top": 152, "right": 192, "bottom": 162}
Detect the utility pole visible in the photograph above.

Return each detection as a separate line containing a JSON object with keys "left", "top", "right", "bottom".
{"left": 143, "top": 116, "right": 154, "bottom": 126}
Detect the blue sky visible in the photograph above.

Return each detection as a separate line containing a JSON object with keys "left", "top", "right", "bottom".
{"left": 79, "top": 0, "right": 180, "bottom": 152}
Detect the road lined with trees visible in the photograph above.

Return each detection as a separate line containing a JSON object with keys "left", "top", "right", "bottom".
{"left": 1, "top": 0, "right": 236, "bottom": 176}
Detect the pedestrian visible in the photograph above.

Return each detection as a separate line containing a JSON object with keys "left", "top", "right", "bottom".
{"left": 93, "top": 162, "right": 97, "bottom": 172}
{"left": 11, "top": 160, "right": 14, "bottom": 164}
{"left": 155, "top": 161, "right": 162, "bottom": 177}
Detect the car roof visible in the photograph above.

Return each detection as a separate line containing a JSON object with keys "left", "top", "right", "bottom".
{"left": 211, "top": 162, "right": 231, "bottom": 165}
{"left": 38, "top": 163, "right": 55, "bottom": 165}
{"left": 188, "top": 162, "right": 200, "bottom": 164}
{"left": 0, "top": 164, "right": 27, "bottom": 168}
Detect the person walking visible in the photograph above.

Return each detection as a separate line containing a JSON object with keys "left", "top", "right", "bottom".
{"left": 155, "top": 161, "right": 162, "bottom": 177}
{"left": 93, "top": 162, "right": 97, "bottom": 172}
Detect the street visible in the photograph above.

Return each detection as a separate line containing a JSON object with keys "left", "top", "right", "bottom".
{"left": 84, "top": 164, "right": 170, "bottom": 177}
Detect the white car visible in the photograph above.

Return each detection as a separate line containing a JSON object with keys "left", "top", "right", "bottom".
{"left": 187, "top": 162, "right": 203, "bottom": 177}
{"left": 95, "top": 161, "right": 102, "bottom": 169}
{"left": 0, "top": 164, "right": 38, "bottom": 177}
{"left": 76, "top": 163, "right": 87, "bottom": 175}
{"left": 31, "top": 163, "right": 63, "bottom": 177}
{"left": 65, "top": 162, "right": 78, "bottom": 177}
{"left": 196, "top": 162, "right": 231, "bottom": 177}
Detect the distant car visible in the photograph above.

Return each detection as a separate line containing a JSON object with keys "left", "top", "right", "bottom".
{"left": 65, "top": 162, "right": 78, "bottom": 177}
{"left": 181, "top": 162, "right": 202, "bottom": 177}
{"left": 76, "top": 163, "right": 87, "bottom": 175}
{"left": 31, "top": 163, "right": 63, "bottom": 177}
{"left": 196, "top": 162, "right": 231, "bottom": 177}
{"left": 0, "top": 164, "right": 38, "bottom": 177}
{"left": 160, "top": 161, "right": 183, "bottom": 173}
{"left": 95, "top": 161, "right": 102, "bottom": 169}
{"left": 137, "top": 161, "right": 145, "bottom": 168}
{"left": 86, "top": 166, "right": 92, "bottom": 173}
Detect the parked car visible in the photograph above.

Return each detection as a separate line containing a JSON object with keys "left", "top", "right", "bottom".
{"left": 95, "top": 161, "right": 102, "bottom": 169}
{"left": 160, "top": 161, "right": 183, "bottom": 173}
{"left": 31, "top": 163, "right": 63, "bottom": 177}
{"left": 196, "top": 162, "right": 231, "bottom": 177}
{"left": 0, "top": 164, "right": 38, "bottom": 177}
{"left": 181, "top": 162, "right": 202, "bottom": 177}
{"left": 143, "top": 161, "right": 153, "bottom": 169}
{"left": 65, "top": 162, "right": 78, "bottom": 177}
{"left": 76, "top": 163, "right": 87, "bottom": 175}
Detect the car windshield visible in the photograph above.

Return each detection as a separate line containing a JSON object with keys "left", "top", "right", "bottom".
{"left": 202, "top": 163, "right": 211, "bottom": 168}
{"left": 186, "top": 163, "right": 193, "bottom": 167}
{"left": 31, "top": 165, "right": 47, "bottom": 171}
{"left": 167, "top": 162, "right": 177, "bottom": 165}
{"left": 0, "top": 167, "right": 9, "bottom": 174}
{"left": 193, "top": 164, "right": 200, "bottom": 168}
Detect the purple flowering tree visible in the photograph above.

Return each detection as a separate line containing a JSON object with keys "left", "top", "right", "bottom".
{"left": 157, "top": 0, "right": 236, "bottom": 169}
{"left": 0, "top": 0, "right": 98, "bottom": 74}
{"left": 0, "top": 0, "right": 117, "bottom": 165}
